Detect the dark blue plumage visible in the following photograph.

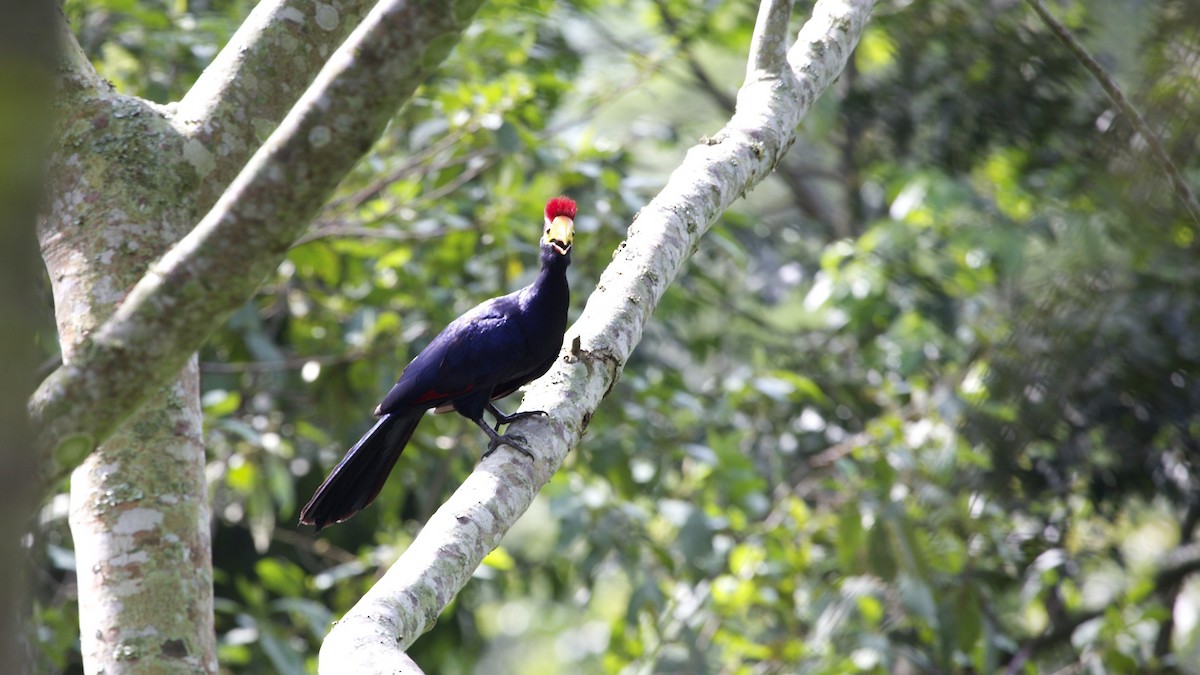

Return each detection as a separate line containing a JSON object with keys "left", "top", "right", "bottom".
{"left": 300, "top": 197, "right": 577, "bottom": 531}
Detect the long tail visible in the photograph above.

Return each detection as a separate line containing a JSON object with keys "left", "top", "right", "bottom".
{"left": 299, "top": 411, "right": 423, "bottom": 531}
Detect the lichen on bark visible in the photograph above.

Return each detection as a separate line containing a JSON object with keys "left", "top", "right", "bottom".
{"left": 41, "top": 1, "right": 485, "bottom": 673}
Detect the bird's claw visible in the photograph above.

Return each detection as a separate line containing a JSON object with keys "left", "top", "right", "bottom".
{"left": 508, "top": 410, "right": 549, "bottom": 421}
{"left": 482, "top": 434, "right": 535, "bottom": 461}
{"left": 492, "top": 410, "right": 548, "bottom": 431}
{"left": 488, "top": 405, "right": 549, "bottom": 427}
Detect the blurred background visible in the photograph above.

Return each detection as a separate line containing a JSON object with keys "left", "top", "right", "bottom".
{"left": 32, "top": 0, "right": 1200, "bottom": 672}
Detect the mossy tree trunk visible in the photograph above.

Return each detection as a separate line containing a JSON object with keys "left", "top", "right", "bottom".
{"left": 41, "top": 1, "right": 483, "bottom": 670}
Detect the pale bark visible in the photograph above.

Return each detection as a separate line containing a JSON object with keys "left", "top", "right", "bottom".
{"left": 46, "top": 17, "right": 220, "bottom": 670}
{"left": 175, "top": 0, "right": 375, "bottom": 207}
{"left": 33, "top": 0, "right": 487, "bottom": 475}
{"left": 317, "top": 0, "right": 878, "bottom": 670}
{"left": 42, "top": 0, "right": 479, "bottom": 671}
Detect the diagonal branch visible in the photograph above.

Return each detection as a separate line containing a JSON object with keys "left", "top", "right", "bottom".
{"left": 316, "top": 0, "right": 877, "bottom": 669}
{"left": 1025, "top": 0, "right": 1200, "bottom": 227}
{"left": 29, "top": 0, "right": 486, "bottom": 476}
{"left": 174, "top": 0, "right": 376, "bottom": 208}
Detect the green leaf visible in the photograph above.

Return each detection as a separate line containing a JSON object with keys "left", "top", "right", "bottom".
{"left": 201, "top": 389, "right": 241, "bottom": 416}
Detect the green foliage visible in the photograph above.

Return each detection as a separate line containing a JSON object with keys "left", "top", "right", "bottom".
{"left": 31, "top": 0, "right": 1200, "bottom": 673}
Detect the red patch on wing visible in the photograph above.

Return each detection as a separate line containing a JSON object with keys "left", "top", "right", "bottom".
{"left": 544, "top": 196, "right": 577, "bottom": 220}
{"left": 414, "top": 385, "right": 474, "bottom": 404}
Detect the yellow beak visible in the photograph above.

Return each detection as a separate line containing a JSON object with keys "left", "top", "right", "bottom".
{"left": 544, "top": 215, "right": 574, "bottom": 255}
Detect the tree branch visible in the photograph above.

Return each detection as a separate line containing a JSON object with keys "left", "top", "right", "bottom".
{"left": 1155, "top": 541, "right": 1200, "bottom": 590}
{"left": 316, "top": 0, "right": 877, "bottom": 669}
{"left": 30, "top": 0, "right": 486, "bottom": 476}
{"left": 198, "top": 345, "right": 385, "bottom": 374}
{"left": 175, "top": 0, "right": 377, "bottom": 208}
{"left": 1026, "top": 0, "right": 1200, "bottom": 227}
{"left": 652, "top": 0, "right": 849, "bottom": 232}
{"left": 292, "top": 223, "right": 449, "bottom": 247}
{"left": 51, "top": 8, "right": 106, "bottom": 102}
{"left": 1002, "top": 607, "right": 1104, "bottom": 675}
{"left": 745, "top": 0, "right": 793, "bottom": 80}
{"left": 1154, "top": 502, "right": 1200, "bottom": 658}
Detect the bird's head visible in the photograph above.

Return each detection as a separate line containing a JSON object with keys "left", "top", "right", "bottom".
{"left": 542, "top": 196, "right": 576, "bottom": 256}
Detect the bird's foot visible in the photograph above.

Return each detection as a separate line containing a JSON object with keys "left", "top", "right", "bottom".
{"left": 482, "top": 433, "right": 534, "bottom": 460}
{"left": 474, "top": 415, "right": 536, "bottom": 460}
{"left": 499, "top": 410, "right": 547, "bottom": 423}
{"left": 487, "top": 403, "right": 548, "bottom": 430}
{"left": 492, "top": 411, "right": 546, "bottom": 431}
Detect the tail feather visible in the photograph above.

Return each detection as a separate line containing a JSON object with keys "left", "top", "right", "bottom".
{"left": 299, "top": 411, "right": 422, "bottom": 531}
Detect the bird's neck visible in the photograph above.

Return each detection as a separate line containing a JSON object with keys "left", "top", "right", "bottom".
{"left": 528, "top": 248, "right": 570, "bottom": 304}
{"left": 537, "top": 244, "right": 570, "bottom": 279}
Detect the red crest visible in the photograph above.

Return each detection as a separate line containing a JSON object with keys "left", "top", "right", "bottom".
{"left": 544, "top": 196, "right": 577, "bottom": 220}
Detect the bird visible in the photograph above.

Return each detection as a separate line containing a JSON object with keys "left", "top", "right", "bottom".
{"left": 299, "top": 196, "right": 577, "bottom": 531}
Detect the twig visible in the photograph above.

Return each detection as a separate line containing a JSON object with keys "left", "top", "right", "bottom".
{"left": 649, "top": 0, "right": 738, "bottom": 111}
{"left": 410, "top": 154, "right": 496, "bottom": 207}
{"left": 269, "top": 525, "right": 361, "bottom": 567}
{"left": 746, "top": 0, "right": 794, "bottom": 80}
{"left": 1026, "top": 0, "right": 1200, "bottom": 227}
{"left": 199, "top": 346, "right": 387, "bottom": 374}
{"left": 654, "top": 0, "right": 848, "bottom": 231}
{"left": 332, "top": 125, "right": 475, "bottom": 212}
{"left": 1003, "top": 608, "right": 1104, "bottom": 675}
{"left": 292, "top": 223, "right": 448, "bottom": 248}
